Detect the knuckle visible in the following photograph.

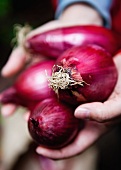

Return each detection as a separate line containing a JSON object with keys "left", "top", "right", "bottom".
{"left": 95, "top": 110, "right": 108, "bottom": 123}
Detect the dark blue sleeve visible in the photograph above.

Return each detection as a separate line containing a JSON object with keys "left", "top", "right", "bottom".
{"left": 55, "top": 0, "right": 113, "bottom": 28}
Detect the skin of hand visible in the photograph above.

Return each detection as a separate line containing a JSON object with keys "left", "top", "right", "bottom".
{"left": 0, "top": 3, "right": 103, "bottom": 116}
{"left": 74, "top": 51, "right": 121, "bottom": 123}
{"left": 36, "top": 52, "right": 121, "bottom": 159}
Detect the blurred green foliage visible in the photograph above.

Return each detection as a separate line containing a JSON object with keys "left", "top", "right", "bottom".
{"left": 0, "top": 0, "right": 11, "bottom": 17}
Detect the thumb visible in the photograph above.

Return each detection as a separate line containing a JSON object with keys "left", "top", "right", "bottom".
{"left": 74, "top": 98, "right": 121, "bottom": 123}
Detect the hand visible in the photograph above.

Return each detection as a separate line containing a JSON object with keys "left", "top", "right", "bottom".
{"left": 35, "top": 52, "right": 121, "bottom": 159}
{"left": 36, "top": 121, "right": 106, "bottom": 159}
{"left": 74, "top": 51, "right": 121, "bottom": 123}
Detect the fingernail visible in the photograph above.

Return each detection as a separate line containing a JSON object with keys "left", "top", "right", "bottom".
{"left": 1, "top": 67, "right": 6, "bottom": 76}
{"left": 36, "top": 147, "right": 40, "bottom": 154}
{"left": 36, "top": 147, "right": 43, "bottom": 154}
{"left": 1, "top": 110, "right": 10, "bottom": 117}
{"left": 1, "top": 105, "right": 16, "bottom": 117}
{"left": 75, "top": 107, "right": 90, "bottom": 120}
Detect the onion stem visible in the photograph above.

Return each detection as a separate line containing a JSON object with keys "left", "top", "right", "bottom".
{"left": 48, "top": 65, "right": 85, "bottom": 94}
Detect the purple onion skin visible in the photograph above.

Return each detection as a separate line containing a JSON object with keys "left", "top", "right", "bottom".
{"left": 0, "top": 87, "right": 24, "bottom": 105}
{"left": 26, "top": 25, "right": 120, "bottom": 58}
{"left": 14, "top": 60, "right": 56, "bottom": 101}
{"left": 28, "top": 98, "right": 81, "bottom": 149}
{"left": 0, "top": 60, "right": 56, "bottom": 108}
{"left": 52, "top": 44, "right": 118, "bottom": 105}
{"left": 0, "top": 86, "right": 39, "bottom": 111}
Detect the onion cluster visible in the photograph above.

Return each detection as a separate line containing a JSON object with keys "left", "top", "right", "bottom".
{"left": 0, "top": 26, "right": 119, "bottom": 149}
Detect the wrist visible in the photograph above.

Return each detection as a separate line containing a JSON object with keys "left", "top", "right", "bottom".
{"left": 59, "top": 3, "right": 103, "bottom": 26}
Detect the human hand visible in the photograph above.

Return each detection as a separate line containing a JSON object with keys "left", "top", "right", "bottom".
{"left": 36, "top": 51, "right": 121, "bottom": 159}
{"left": 74, "top": 51, "right": 121, "bottom": 123}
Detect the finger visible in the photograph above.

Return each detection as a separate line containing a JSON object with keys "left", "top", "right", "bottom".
{"left": 1, "top": 46, "right": 27, "bottom": 77}
{"left": 24, "top": 111, "right": 30, "bottom": 121}
{"left": 26, "top": 21, "right": 61, "bottom": 39}
{"left": 74, "top": 97, "right": 121, "bottom": 123}
{"left": 74, "top": 52, "right": 121, "bottom": 123}
{"left": 25, "top": 20, "right": 78, "bottom": 40}
{"left": 1, "top": 104, "right": 18, "bottom": 117}
{"left": 36, "top": 121, "right": 106, "bottom": 159}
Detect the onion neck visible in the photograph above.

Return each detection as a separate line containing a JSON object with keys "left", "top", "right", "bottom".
{"left": 30, "top": 118, "right": 39, "bottom": 128}
{"left": 48, "top": 65, "right": 85, "bottom": 94}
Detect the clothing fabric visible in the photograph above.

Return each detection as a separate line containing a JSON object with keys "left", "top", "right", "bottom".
{"left": 55, "top": 0, "right": 113, "bottom": 27}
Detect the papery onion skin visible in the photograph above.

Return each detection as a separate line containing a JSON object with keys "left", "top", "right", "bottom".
{"left": 0, "top": 60, "right": 56, "bottom": 107}
{"left": 28, "top": 98, "right": 81, "bottom": 149}
{"left": 0, "top": 86, "right": 40, "bottom": 111}
{"left": 25, "top": 25, "right": 120, "bottom": 58}
{"left": 48, "top": 44, "right": 118, "bottom": 105}
{"left": 14, "top": 60, "right": 56, "bottom": 101}
{"left": 0, "top": 87, "right": 25, "bottom": 106}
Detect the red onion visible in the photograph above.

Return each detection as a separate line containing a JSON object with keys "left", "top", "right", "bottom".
{"left": 0, "top": 86, "right": 39, "bottom": 111}
{"left": 25, "top": 25, "right": 120, "bottom": 58}
{"left": 28, "top": 98, "right": 81, "bottom": 149}
{"left": 48, "top": 44, "right": 118, "bottom": 105}
{"left": 0, "top": 60, "right": 56, "bottom": 107}
{"left": 0, "top": 87, "right": 25, "bottom": 105}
